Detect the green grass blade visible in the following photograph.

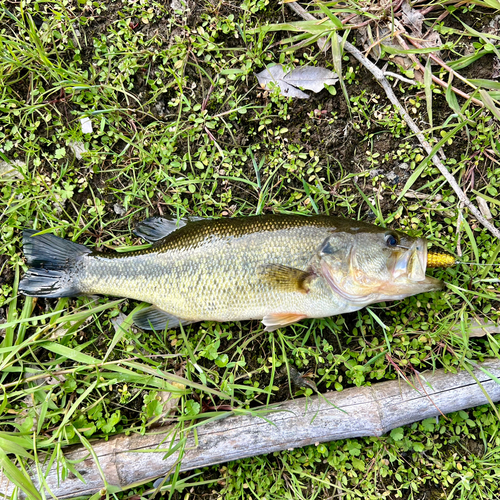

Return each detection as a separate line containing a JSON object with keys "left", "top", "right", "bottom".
{"left": 0, "top": 451, "right": 42, "bottom": 500}
{"left": 445, "top": 74, "right": 461, "bottom": 115}
{"left": 0, "top": 436, "right": 34, "bottom": 458}
{"left": 103, "top": 303, "right": 144, "bottom": 362}
{"left": 469, "top": 79, "right": 500, "bottom": 90}
{"left": 1, "top": 263, "right": 19, "bottom": 354}
{"left": 424, "top": 58, "right": 433, "bottom": 130}
{"left": 397, "top": 119, "right": 469, "bottom": 200}
{"left": 460, "top": 217, "right": 480, "bottom": 264}
{"left": 38, "top": 342, "right": 100, "bottom": 364}
{"left": 316, "top": 2, "right": 343, "bottom": 29}
{"left": 479, "top": 89, "right": 500, "bottom": 121}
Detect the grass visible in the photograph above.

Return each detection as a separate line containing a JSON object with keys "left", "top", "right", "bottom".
{"left": 1, "top": 0, "right": 500, "bottom": 498}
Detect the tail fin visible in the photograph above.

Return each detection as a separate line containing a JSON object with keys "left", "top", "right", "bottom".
{"left": 19, "top": 230, "right": 91, "bottom": 297}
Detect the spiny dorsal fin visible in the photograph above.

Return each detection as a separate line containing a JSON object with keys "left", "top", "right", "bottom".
{"left": 258, "top": 264, "right": 314, "bottom": 293}
{"left": 133, "top": 216, "right": 207, "bottom": 243}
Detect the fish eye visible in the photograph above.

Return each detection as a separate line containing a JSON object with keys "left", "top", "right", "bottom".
{"left": 385, "top": 233, "right": 398, "bottom": 248}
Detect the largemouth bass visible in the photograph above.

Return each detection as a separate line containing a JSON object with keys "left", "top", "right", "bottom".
{"left": 19, "top": 215, "right": 444, "bottom": 331}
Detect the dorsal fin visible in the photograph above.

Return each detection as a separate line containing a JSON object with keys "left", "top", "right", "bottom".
{"left": 133, "top": 216, "right": 207, "bottom": 243}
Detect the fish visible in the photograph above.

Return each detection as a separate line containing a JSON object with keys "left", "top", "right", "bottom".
{"left": 19, "top": 214, "right": 446, "bottom": 332}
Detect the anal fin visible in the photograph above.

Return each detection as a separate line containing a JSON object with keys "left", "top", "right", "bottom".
{"left": 133, "top": 306, "right": 192, "bottom": 331}
{"left": 262, "top": 312, "right": 307, "bottom": 332}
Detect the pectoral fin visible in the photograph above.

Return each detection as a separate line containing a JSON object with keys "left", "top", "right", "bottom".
{"left": 262, "top": 312, "right": 307, "bottom": 332}
{"left": 259, "top": 264, "right": 314, "bottom": 293}
{"left": 133, "top": 306, "right": 192, "bottom": 331}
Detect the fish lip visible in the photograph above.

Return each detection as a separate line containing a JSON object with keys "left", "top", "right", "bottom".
{"left": 411, "top": 237, "right": 428, "bottom": 282}
{"left": 420, "top": 275, "right": 445, "bottom": 291}
{"left": 392, "top": 238, "right": 428, "bottom": 282}
{"left": 392, "top": 237, "right": 444, "bottom": 291}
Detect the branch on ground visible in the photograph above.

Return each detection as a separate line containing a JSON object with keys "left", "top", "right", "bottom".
{"left": 287, "top": 1, "right": 500, "bottom": 242}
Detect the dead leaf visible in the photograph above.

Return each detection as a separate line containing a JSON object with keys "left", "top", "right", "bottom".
{"left": 68, "top": 140, "right": 88, "bottom": 160}
{"left": 358, "top": 25, "right": 413, "bottom": 69}
{"left": 113, "top": 203, "right": 126, "bottom": 216}
{"left": 283, "top": 66, "right": 339, "bottom": 92}
{"left": 493, "top": 56, "right": 500, "bottom": 79}
{"left": 401, "top": 0, "right": 424, "bottom": 37}
{"left": 156, "top": 382, "right": 185, "bottom": 424}
{"left": 256, "top": 65, "right": 309, "bottom": 99}
{"left": 0, "top": 160, "right": 25, "bottom": 180}
{"left": 171, "top": 0, "right": 193, "bottom": 14}
{"left": 256, "top": 65, "right": 338, "bottom": 99}
{"left": 356, "top": 3, "right": 441, "bottom": 72}
{"left": 111, "top": 312, "right": 129, "bottom": 332}
{"left": 422, "top": 31, "right": 442, "bottom": 52}
{"left": 288, "top": 366, "right": 318, "bottom": 392}
{"left": 49, "top": 326, "right": 71, "bottom": 340}
{"left": 486, "top": 14, "right": 500, "bottom": 43}
{"left": 154, "top": 365, "right": 186, "bottom": 424}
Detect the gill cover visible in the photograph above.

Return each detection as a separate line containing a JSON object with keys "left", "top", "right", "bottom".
{"left": 317, "top": 234, "right": 381, "bottom": 304}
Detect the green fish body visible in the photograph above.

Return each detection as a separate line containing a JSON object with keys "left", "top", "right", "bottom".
{"left": 20, "top": 215, "right": 442, "bottom": 331}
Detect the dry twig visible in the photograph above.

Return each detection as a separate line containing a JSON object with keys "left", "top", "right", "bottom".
{"left": 287, "top": 2, "right": 500, "bottom": 241}
{"left": 391, "top": 21, "right": 484, "bottom": 108}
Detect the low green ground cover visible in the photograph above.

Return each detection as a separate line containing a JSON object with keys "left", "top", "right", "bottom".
{"left": 1, "top": 0, "right": 500, "bottom": 498}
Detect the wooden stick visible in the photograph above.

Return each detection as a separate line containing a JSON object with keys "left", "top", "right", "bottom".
{"left": 2, "top": 359, "right": 500, "bottom": 499}
{"left": 287, "top": 2, "right": 500, "bottom": 241}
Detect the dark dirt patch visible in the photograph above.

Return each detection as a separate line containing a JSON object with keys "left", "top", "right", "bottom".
{"left": 0, "top": 254, "right": 13, "bottom": 288}
{"left": 460, "top": 436, "right": 485, "bottom": 457}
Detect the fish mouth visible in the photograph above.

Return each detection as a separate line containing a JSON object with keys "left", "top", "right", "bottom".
{"left": 392, "top": 238, "right": 427, "bottom": 282}
{"left": 390, "top": 238, "right": 443, "bottom": 292}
